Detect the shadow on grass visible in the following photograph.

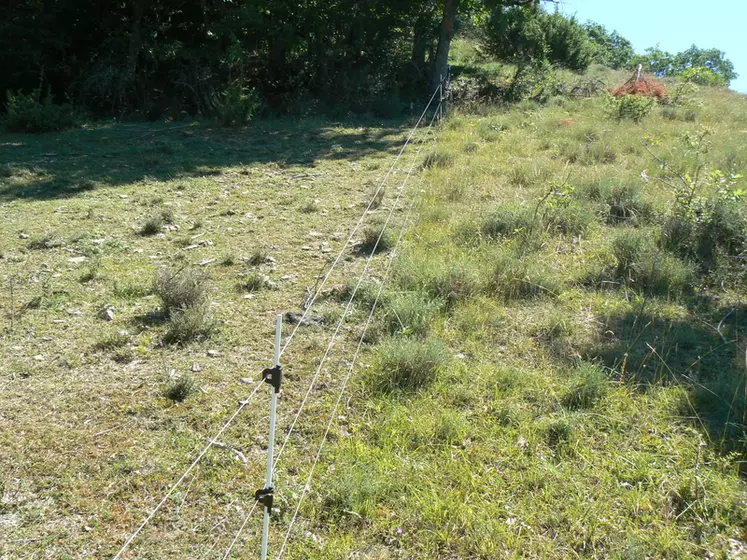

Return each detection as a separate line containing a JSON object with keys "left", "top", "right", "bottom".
{"left": 583, "top": 302, "right": 746, "bottom": 456}
{"left": 0, "top": 117, "right": 407, "bottom": 201}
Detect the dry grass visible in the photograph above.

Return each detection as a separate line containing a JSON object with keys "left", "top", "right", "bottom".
{"left": 0, "top": 116, "right": 417, "bottom": 558}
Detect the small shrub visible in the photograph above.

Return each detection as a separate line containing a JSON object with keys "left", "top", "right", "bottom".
{"left": 78, "top": 256, "right": 102, "bottom": 283}
{"left": 612, "top": 232, "right": 694, "bottom": 296}
{"left": 476, "top": 119, "right": 508, "bottom": 141}
{"left": 139, "top": 214, "right": 165, "bottom": 236}
{"left": 542, "top": 204, "right": 595, "bottom": 236}
{"left": 338, "top": 278, "right": 383, "bottom": 310}
{"left": 482, "top": 205, "right": 532, "bottom": 239}
{"left": 153, "top": 267, "right": 210, "bottom": 314}
{"left": 661, "top": 107, "right": 698, "bottom": 123}
{"left": 507, "top": 166, "right": 532, "bottom": 188}
{"left": 661, "top": 195, "right": 746, "bottom": 273}
{"left": 545, "top": 417, "right": 574, "bottom": 450}
{"left": 580, "top": 142, "right": 617, "bottom": 165}
{"left": 93, "top": 331, "right": 130, "bottom": 351}
{"left": 603, "top": 184, "right": 653, "bottom": 225}
{"left": 211, "top": 81, "right": 259, "bottom": 127}
{"left": 247, "top": 249, "right": 268, "bottom": 266}
{"left": 611, "top": 231, "right": 646, "bottom": 276}
{"left": 113, "top": 279, "right": 151, "bottom": 299}
{"left": 605, "top": 93, "right": 655, "bottom": 122}
{"left": 381, "top": 291, "right": 441, "bottom": 337}
{"left": 160, "top": 208, "right": 175, "bottom": 224}
{"left": 240, "top": 271, "right": 273, "bottom": 293}
{"left": 300, "top": 201, "right": 319, "bottom": 213}
{"left": 371, "top": 338, "right": 448, "bottom": 393}
{"left": 562, "top": 363, "right": 608, "bottom": 410}
{"left": 3, "top": 89, "right": 78, "bottom": 132}
{"left": 111, "top": 348, "right": 135, "bottom": 364}
{"left": 359, "top": 225, "right": 393, "bottom": 254}
{"left": 366, "top": 184, "right": 386, "bottom": 209}
{"left": 26, "top": 232, "right": 63, "bottom": 250}
{"left": 220, "top": 253, "right": 236, "bottom": 266}
{"left": 164, "top": 303, "right": 217, "bottom": 344}
{"left": 165, "top": 375, "right": 197, "bottom": 402}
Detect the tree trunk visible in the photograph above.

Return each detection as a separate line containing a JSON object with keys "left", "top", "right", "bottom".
{"left": 431, "top": 0, "right": 458, "bottom": 92}
{"left": 412, "top": 23, "right": 428, "bottom": 72}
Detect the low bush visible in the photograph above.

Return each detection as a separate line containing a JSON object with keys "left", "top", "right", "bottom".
{"left": 605, "top": 93, "right": 655, "bottom": 122}
{"left": 370, "top": 338, "right": 448, "bottom": 393}
{"left": 139, "top": 213, "right": 165, "bottom": 236}
{"left": 580, "top": 141, "right": 618, "bottom": 165}
{"left": 93, "top": 330, "right": 130, "bottom": 351}
{"left": 542, "top": 203, "right": 596, "bottom": 236}
{"left": 612, "top": 231, "right": 694, "bottom": 296}
{"left": 359, "top": 225, "right": 393, "bottom": 254}
{"left": 3, "top": 89, "right": 78, "bottom": 133}
{"left": 164, "top": 303, "right": 217, "bottom": 344}
{"left": 239, "top": 271, "right": 274, "bottom": 293}
{"left": 544, "top": 417, "right": 574, "bottom": 451}
{"left": 165, "top": 375, "right": 197, "bottom": 402}
{"left": 210, "top": 81, "right": 259, "bottom": 127}
{"left": 482, "top": 205, "right": 532, "bottom": 239}
{"left": 421, "top": 150, "right": 454, "bottom": 169}
{"left": 153, "top": 267, "right": 210, "bottom": 314}
{"left": 603, "top": 183, "right": 653, "bottom": 225}
{"left": 425, "top": 264, "right": 483, "bottom": 308}
{"left": 661, "top": 198, "right": 746, "bottom": 272}
{"left": 247, "top": 249, "right": 268, "bottom": 266}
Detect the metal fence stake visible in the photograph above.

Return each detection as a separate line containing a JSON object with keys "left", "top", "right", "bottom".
{"left": 257, "top": 314, "right": 283, "bottom": 560}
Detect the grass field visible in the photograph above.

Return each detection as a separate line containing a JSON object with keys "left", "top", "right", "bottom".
{"left": 288, "top": 87, "right": 747, "bottom": 558}
{"left": 0, "top": 117, "right": 432, "bottom": 558}
{"left": 2, "top": 79, "right": 747, "bottom": 559}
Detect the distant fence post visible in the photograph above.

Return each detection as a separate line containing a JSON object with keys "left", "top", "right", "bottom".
{"left": 439, "top": 74, "right": 444, "bottom": 124}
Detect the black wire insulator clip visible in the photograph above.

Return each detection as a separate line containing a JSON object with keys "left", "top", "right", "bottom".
{"left": 255, "top": 487, "right": 274, "bottom": 511}
{"left": 262, "top": 365, "right": 282, "bottom": 393}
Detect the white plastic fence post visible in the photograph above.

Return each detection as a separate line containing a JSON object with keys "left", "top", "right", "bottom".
{"left": 260, "top": 313, "right": 282, "bottom": 560}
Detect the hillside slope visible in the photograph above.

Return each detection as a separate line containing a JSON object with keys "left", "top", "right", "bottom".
{"left": 287, "top": 85, "right": 747, "bottom": 558}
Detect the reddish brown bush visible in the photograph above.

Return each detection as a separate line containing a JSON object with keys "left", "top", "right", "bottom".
{"left": 612, "top": 67, "right": 667, "bottom": 101}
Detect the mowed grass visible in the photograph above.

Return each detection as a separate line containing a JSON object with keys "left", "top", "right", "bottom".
{"left": 0, "top": 117, "right": 425, "bottom": 558}
{"left": 277, "top": 88, "right": 747, "bottom": 558}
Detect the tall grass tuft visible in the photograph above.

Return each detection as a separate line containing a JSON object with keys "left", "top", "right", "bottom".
{"left": 562, "top": 363, "right": 608, "bottom": 410}
{"left": 370, "top": 338, "right": 448, "bottom": 393}
{"left": 381, "top": 291, "right": 442, "bottom": 337}
{"left": 154, "top": 267, "right": 210, "bottom": 314}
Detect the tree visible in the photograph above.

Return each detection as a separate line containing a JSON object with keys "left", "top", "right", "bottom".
{"left": 429, "top": 0, "right": 555, "bottom": 92}
{"left": 483, "top": 5, "right": 592, "bottom": 71}
{"left": 584, "top": 23, "right": 634, "bottom": 69}
{"left": 634, "top": 45, "right": 737, "bottom": 87}
{"left": 673, "top": 45, "right": 737, "bottom": 86}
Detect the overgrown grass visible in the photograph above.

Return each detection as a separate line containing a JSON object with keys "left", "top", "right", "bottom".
{"left": 313, "top": 76, "right": 747, "bottom": 560}
{"left": 368, "top": 337, "right": 449, "bottom": 393}
{"left": 2, "top": 69, "right": 747, "bottom": 560}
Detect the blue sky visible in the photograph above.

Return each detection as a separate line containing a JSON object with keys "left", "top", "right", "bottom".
{"left": 556, "top": 0, "right": 747, "bottom": 92}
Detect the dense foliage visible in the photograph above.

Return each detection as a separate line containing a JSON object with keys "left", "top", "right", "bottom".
{"left": 634, "top": 45, "right": 738, "bottom": 86}
{"left": 0, "top": 0, "right": 738, "bottom": 123}
{"left": 485, "top": 6, "right": 593, "bottom": 71}
{"left": 584, "top": 23, "right": 635, "bottom": 69}
{"left": 1, "top": 0, "right": 443, "bottom": 119}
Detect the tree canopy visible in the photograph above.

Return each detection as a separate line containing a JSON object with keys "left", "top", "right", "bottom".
{"left": 0, "top": 1, "right": 738, "bottom": 119}
{"left": 634, "top": 45, "right": 738, "bottom": 86}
